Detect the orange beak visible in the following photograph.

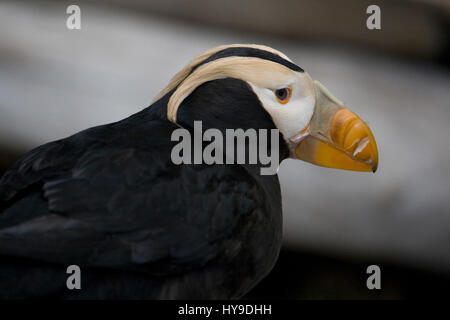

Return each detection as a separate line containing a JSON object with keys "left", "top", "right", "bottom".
{"left": 292, "top": 81, "right": 378, "bottom": 172}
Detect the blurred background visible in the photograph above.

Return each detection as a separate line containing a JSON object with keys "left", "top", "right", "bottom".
{"left": 0, "top": 0, "right": 449, "bottom": 299}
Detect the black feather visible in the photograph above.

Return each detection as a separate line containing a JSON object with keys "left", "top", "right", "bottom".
{"left": 0, "top": 78, "right": 286, "bottom": 299}
{"left": 190, "top": 47, "right": 303, "bottom": 74}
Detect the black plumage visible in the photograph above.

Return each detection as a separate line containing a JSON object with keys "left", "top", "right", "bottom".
{"left": 190, "top": 47, "right": 304, "bottom": 74}
{"left": 0, "top": 76, "right": 290, "bottom": 299}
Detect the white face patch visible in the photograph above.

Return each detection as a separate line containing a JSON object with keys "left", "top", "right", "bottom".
{"left": 248, "top": 71, "right": 316, "bottom": 143}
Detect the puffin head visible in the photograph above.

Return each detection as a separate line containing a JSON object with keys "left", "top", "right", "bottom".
{"left": 154, "top": 44, "right": 378, "bottom": 173}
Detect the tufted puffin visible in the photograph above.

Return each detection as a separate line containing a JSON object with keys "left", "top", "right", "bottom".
{"left": 0, "top": 44, "right": 378, "bottom": 299}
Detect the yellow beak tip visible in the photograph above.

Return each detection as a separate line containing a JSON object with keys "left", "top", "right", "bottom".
{"left": 372, "top": 159, "right": 378, "bottom": 173}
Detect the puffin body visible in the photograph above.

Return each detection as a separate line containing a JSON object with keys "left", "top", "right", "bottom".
{"left": 0, "top": 45, "right": 378, "bottom": 299}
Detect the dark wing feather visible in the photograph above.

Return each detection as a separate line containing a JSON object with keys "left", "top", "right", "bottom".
{"left": 0, "top": 119, "right": 257, "bottom": 276}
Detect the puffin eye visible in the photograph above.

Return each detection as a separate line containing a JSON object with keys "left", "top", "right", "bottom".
{"left": 274, "top": 86, "right": 292, "bottom": 104}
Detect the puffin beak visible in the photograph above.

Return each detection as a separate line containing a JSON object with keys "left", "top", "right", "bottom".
{"left": 291, "top": 81, "right": 378, "bottom": 172}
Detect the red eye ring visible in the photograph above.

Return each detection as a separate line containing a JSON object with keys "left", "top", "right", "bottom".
{"left": 274, "top": 86, "right": 292, "bottom": 104}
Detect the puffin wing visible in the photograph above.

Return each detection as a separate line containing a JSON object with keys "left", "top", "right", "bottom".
{"left": 0, "top": 122, "right": 258, "bottom": 275}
